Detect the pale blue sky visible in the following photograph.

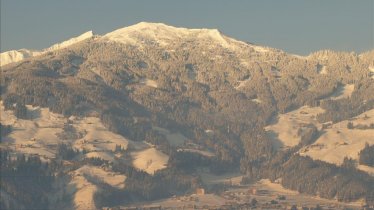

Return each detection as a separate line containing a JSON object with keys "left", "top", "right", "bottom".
{"left": 1, "top": 0, "right": 373, "bottom": 55}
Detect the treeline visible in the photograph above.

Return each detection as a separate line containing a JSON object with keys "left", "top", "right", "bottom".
{"left": 0, "top": 149, "right": 57, "bottom": 210}
{"left": 2, "top": 95, "right": 28, "bottom": 119}
{"left": 144, "top": 130, "right": 171, "bottom": 154}
{"left": 168, "top": 150, "right": 212, "bottom": 172}
{"left": 347, "top": 121, "right": 374, "bottom": 130}
{"left": 317, "top": 98, "right": 374, "bottom": 123}
{"left": 264, "top": 153, "right": 374, "bottom": 205}
{"left": 100, "top": 109, "right": 152, "bottom": 142}
{"left": 56, "top": 143, "right": 81, "bottom": 160}
{"left": 55, "top": 143, "right": 109, "bottom": 166}
{"left": 298, "top": 124, "right": 319, "bottom": 146}
{"left": 95, "top": 149, "right": 215, "bottom": 208}
{"left": 2, "top": 77, "right": 90, "bottom": 117}
{"left": 316, "top": 80, "right": 374, "bottom": 123}
{"left": 57, "top": 123, "right": 86, "bottom": 140}
{"left": 0, "top": 123, "right": 12, "bottom": 142}
{"left": 95, "top": 161, "right": 198, "bottom": 208}
{"left": 359, "top": 143, "right": 374, "bottom": 167}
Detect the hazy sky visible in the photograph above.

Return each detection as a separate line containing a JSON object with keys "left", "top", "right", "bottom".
{"left": 1, "top": 0, "right": 373, "bottom": 55}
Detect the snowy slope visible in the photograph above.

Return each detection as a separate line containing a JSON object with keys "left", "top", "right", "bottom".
{"left": 45, "top": 31, "right": 93, "bottom": 51}
{"left": 1, "top": 22, "right": 280, "bottom": 67}
{"left": 0, "top": 49, "right": 40, "bottom": 67}
{"left": 299, "top": 109, "right": 374, "bottom": 166}
{"left": 329, "top": 84, "right": 355, "bottom": 100}
{"left": 0, "top": 31, "right": 93, "bottom": 66}
{"left": 102, "top": 22, "right": 271, "bottom": 52}
{"left": 103, "top": 22, "right": 229, "bottom": 46}
{"left": 68, "top": 165, "right": 126, "bottom": 210}
{"left": 266, "top": 104, "right": 374, "bottom": 171}
{"left": 370, "top": 66, "right": 374, "bottom": 79}
{"left": 265, "top": 106, "right": 325, "bottom": 149}
{"left": 0, "top": 101, "right": 170, "bottom": 208}
{"left": 131, "top": 147, "right": 169, "bottom": 174}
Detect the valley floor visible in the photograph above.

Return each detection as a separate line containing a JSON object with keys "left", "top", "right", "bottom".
{"left": 117, "top": 178, "right": 364, "bottom": 210}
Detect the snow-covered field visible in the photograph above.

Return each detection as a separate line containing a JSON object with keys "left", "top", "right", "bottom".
{"left": 265, "top": 104, "right": 374, "bottom": 174}
{"left": 358, "top": 164, "right": 374, "bottom": 176}
{"left": 1, "top": 102, "right": 65, "bottom": 159}
{"left": 329, "top": 84, "right": 355, "bottom": 100}
{"left": 71, "top": 116, "right": 129, "bottom": 154}
{"left": 0, "top": 102, "right": 129, "bottom": 160}
{"left": 68, "top": 165, "right": 126, "bottom": 210}
{"left": 75, "top": 165, "right": 126, "bottom": 189}
{"left": 131, "top": 147, "right": 169, "bottom": 174}
{"left": 265, "top": 106, "right": 325, "bottom": 149}
{"left": 1, "top": 102, "right": 169, "bottom": 174}
{"left": 1, "top": 101, "right": 171, "bottom": 209}
{"left": 299, "top": 109, "right": 374, "bottom": 166}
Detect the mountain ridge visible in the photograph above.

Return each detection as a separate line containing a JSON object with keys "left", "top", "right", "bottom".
{"left": 1, "top": 21, "right": 374, "bottom": 209}
{"left": 0, "top": 31, "right": 94, "bottom": 66}
{"left": 2, "top": 22, "right": 373, "bottom": 68}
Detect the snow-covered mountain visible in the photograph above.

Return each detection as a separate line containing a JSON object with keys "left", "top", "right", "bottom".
{"left": 104, "top": 22, "right": 235, "bottom": 47}
{"left": 1, "top": 22, "right": 374, "bottom": 210}
{"left": 102, "top": 22, "right": 273, "bottom": 53}
{"left": 0, "top": 31, "right": 93, "bottom": 66}
{"left": 0, "top": 49, "right": 40, "bottom": 67}
{"left": 1, "top": 22, "right": 280, "bottom": 67}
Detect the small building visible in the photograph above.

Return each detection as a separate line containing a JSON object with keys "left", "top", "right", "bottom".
{"left": 248, "top": 188, "right": 257, "bottom": 195}
{"left": 196, "top": 188, "right": 205, "bottom": 195}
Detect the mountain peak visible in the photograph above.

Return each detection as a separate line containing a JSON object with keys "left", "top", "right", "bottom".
{"left": 129, "top": 21, "right": 176, "bottom": 29}
{"left": 46, "top": 31, "right": 94, "bottom": 51}
{"left": 101, "top": 22, "right": 278, "bottom": 53}
{"left": 102, "top": 22, "right": 230, "bottom": 47}
{"left": 123, "top": 21, "right": 221, "bottom": 33}
{"left": 1, "top": 31, "right": 94, "bottom": 66}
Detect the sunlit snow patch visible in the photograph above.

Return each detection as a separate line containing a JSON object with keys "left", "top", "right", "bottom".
{"left": 139, "top": 78, "right": 158, "bottom": 88}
